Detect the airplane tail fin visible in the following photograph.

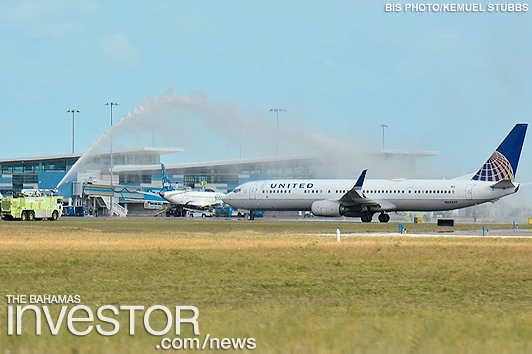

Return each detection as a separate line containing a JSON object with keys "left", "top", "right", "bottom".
{"left": 161, "top": 163, "right": 174, "bottom": 191}
{"left": 472, "top": 123, "right": 527, "bottom": 182}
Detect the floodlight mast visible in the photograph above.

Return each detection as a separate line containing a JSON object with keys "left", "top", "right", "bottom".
{"left": 269, "top": 108, "right": 286, "bottom": 156}
{"left": 67, "top": 109, "right": 80, "bottom": 154}
{"left": 106, "top": 102, "right": 119, "bottom": 216}
{"left": 380, "top": 123, "right": 388, "bottom": 150}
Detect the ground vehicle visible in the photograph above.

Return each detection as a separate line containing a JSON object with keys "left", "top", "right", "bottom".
{"left": 186, "top": 210, "right": 213, "bottom": 218}
{"left": 1, "top": 191, "right": 63, "bottom": 221}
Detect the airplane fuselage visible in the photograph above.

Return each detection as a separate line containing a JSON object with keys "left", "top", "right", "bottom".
{"left": 224, "top": 123, "right": 526, "bottom": 221}
{"left": 223, "top": 178, "right": 518, "bottom": 212}
{"left": 160, "top": 190, "right": 224, "bottom": 209}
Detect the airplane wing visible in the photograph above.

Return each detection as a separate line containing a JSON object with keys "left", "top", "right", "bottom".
{"left": 187, "top": 200, "right": 213, "bottom": 208}
{"left": 339, "top": 170, "right": 381, "bottom": 207}
{"left": 182, "top": 200, "right": 217, "bottom": 211}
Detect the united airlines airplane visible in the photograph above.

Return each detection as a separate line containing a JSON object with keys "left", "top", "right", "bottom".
{"left": 223, "top": 124, "right": 527, "bottom": 221}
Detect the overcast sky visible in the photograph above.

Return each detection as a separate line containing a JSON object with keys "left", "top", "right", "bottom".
{"left": 0, "top": 1, "right": 530, "bottom": 181}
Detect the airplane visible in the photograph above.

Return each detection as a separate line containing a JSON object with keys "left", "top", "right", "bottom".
{"left": 155, "top": 164, "right": 225, "bottom": 216}
{"left": 223, "top": 123, "right": 527, "bottom": 221}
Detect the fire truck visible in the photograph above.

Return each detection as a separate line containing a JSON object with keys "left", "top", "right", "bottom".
{"left": 1, "top": 190, "right": 63, "bottom": 221}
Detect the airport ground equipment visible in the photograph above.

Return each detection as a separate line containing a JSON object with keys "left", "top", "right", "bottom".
{"left": 215, "top": 205, "right": 233, "bottom": 217}
{"left": 63, "top": 206, "right": 86, "bottom": 217}
{"left": 1, "top": 191, "right": 63, "bottom": 221}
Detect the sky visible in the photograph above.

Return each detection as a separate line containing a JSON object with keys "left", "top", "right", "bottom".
{"left": 0, "top": 1, "right": 531, "bottom": 181}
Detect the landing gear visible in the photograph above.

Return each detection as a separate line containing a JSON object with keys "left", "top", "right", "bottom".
{"left": 360, "top": 211, "right": 373, "bottom": 223}
{"left": 166, "top": 206, "right": 186, "bottom": 217}
{"left": 378, "top": 213, "right": 390, "bottom": 223}
{"left": 248, "top": 213, "right": 255, "bottom": 220}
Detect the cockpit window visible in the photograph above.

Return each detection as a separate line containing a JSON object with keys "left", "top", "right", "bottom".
{"left": 233, "top": 188, "right": 242, "bottom": 193}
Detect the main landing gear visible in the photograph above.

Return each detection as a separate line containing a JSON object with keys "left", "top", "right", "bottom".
{"left": 360, "top": 212, "right": 390, "bottom": 223}
{"left": 360, "top": 211, "right": 373, "bottom": 223}
{"left": 378, "top": 213, "right": 390, "bottom": 223}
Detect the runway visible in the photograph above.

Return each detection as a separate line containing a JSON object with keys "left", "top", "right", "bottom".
{"left": 306, "top": 229, "right": 532, "bottom": 238}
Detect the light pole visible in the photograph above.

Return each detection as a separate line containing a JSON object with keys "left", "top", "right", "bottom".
{"left": 106, "top": 102, "right": 118, "bottom": 216}
{"left": 380, "top": 124, "right": 388, "bottom": 150}
{"left": 269, "top": 108, "right": 286, "bottom": 156}
{"left": 67, "top": 109, "right": 79, "bottom": 154}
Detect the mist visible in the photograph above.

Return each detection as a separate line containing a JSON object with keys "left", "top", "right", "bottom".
{"left": 59, "top": 89, "right": 434, "bottom": 188}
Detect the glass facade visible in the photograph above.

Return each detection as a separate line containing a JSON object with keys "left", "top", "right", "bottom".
{"left": 0, "top": 151, "right": 164, "bottom": 193}
{"left": 1, "top": 158, "right": 77, "bottom": 174}
{"left": 119, "top": 174, "right": 152, "bottom": 185}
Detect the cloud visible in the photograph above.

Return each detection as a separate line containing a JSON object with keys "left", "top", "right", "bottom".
{"left": 102, "top": 33, "right": 139, "bottom": 63}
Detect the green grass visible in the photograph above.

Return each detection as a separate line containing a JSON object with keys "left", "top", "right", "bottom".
{"left": 0, "top": 216, "right": 527, "bottom": 235}
{"left": 1, "top": 219, "right": 532, "bottom": 353}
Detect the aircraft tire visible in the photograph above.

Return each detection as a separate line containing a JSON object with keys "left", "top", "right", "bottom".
{"left": 378, "top": 213, "right": 390, "bottom": 223}
{"left": 361, "top": 211, "right": 373, "bottom": 223}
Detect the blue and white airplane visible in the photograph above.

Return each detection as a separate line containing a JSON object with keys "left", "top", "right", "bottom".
{"left": 157, "top": 164, "right": 224, "bottom": 212}
{"left": 223, "top": 124, "right": 527, "bottom": 221}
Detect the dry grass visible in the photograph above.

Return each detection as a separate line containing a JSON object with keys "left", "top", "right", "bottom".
{"left": 1, "top": 219, "right": 532, "bottom": 353}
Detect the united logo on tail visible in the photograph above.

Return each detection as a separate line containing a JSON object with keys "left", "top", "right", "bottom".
{"left": 472, "top": 123, "right": 527, "bottom": 182}
{"left": 472, "top": 151, "right": 514, "bottom": 182}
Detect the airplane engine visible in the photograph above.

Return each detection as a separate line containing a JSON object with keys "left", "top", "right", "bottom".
{"left": 311, "top": 200, "right": 346, "bottom": 217}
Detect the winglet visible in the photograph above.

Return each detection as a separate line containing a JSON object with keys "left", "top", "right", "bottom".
{"left": 161, "top": 163, "right": 174, "bottom": 191}
{"left": 354, "top": 169, "right": 368, "bottom": 190}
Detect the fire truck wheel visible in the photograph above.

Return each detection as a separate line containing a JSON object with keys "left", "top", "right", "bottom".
{"left": 50, "top": 210, "right": 59, "bottom": 221}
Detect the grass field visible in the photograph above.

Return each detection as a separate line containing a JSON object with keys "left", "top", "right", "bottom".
{"left": 1, "top": 218, "right": 532, "bottom": 353}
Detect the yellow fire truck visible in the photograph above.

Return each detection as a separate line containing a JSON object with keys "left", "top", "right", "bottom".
{"left": 1, "top": 190, "right": 63, "bottom": 221}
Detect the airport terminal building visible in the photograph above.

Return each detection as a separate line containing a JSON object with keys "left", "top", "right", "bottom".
{"left": 0, "top": 148, "right": 438, "bottom": 216}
